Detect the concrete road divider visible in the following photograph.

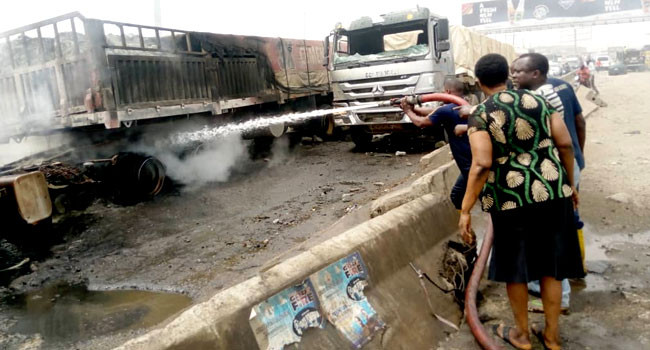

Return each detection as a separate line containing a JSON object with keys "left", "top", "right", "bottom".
{"left": 116, "top": 166, "right": 462, "bottom": 349}
{"left": 371, "top": 160, "right": 460, "bottom": 218}
{"left": 576, "top": 86, "right": 606, "bottom": 111}
{"left": 419, "top": 144, "right": 451, "bottom": 171}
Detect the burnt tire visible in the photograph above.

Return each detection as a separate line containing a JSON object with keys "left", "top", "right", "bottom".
{"left": 351, "top": 128, "right": 373, "bottom": 150}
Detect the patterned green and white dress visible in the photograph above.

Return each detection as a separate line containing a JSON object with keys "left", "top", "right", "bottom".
{"left": 468, "top": 89, "right": 573, "bottom": 213}
{"left": 468, "top": 89, "right": 585, "bottom": 283}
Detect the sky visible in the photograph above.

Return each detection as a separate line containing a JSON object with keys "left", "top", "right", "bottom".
{"left": 0, "top": 0, "right": 648, "bottom": 53}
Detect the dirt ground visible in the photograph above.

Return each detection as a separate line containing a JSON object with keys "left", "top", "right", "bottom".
{"left": 1, "top": 132, "right": 437, "bottom": 349}
{"left": 438, "top": 70, "right": 650, "bottom": 349}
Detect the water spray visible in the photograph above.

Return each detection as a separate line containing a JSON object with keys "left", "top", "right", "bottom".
{"left": 171, "top": 104, "right": 378, "bottom": 145}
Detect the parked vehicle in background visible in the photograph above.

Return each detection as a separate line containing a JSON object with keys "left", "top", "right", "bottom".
{"left": 643, "top": 45, "right": 650, "bottom": 69}
{"left": 549, "top": 61, "right": 563, "bottom": 76}
{"left": 623, "top": 49, "right": 646, "bottom": 72}
{"left": 608, "top": 62, "right": 627, "bottom": 76}
{"left": 323, "top": 7, "right": 517, "bottom": 148}
{"left": 564, "top": 56, "right": 582, "bottom": 71}
{"left": 595, "top": 55, "right": 610, "bottom": 71}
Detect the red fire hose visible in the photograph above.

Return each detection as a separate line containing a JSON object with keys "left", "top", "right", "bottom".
{"left": 396, "top": 92, "right": 499, "bottom": 349}
{"left": 465, "top": 216, "right": 502, "bottom": 350}
{"left": 415, "top": 92, "right": 469, "bottom": 106}
{"left": 384, "top": 92, "right": 470, "bottom": 107}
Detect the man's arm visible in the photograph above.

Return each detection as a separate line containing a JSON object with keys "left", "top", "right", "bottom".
{"left": 454, "top": 124, "right": 468, "bottom": 136}
{"left": 413, "top": 106, "right": 435, "bottom": 116}
{"left": 401, "top": 99, "right": 436, "bottom": 128}
{"left": 575, "top": 112, "right": 586, "bottom": 152}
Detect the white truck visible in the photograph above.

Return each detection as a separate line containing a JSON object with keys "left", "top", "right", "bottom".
{"left": 323, "top": 8, "right": 517, "bottom": 148}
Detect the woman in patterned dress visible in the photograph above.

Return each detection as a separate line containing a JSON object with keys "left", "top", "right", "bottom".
{"left": 458, "top": 54, "right": 584, "bottom": 350}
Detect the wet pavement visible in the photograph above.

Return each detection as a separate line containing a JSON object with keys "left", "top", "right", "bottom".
{"left": 1, "top": 283, "right": 191, "bottom": 349}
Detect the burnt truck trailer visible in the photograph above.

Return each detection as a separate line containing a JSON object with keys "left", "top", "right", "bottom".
{"left": 0, "top": 12, "right": 330, "bottom": 143}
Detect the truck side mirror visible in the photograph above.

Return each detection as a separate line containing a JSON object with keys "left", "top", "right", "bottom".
{"left": 436, "top": 41, "right": 450, "bottom": 52}
{"left": 323, "top": 36, "right": 330, "bottom": 66}
{"left": 436, "top": 18, "right": 449, "bottom": 42}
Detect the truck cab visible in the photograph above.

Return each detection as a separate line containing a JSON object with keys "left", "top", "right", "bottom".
{"left": 323, "top": 8, "right": 453, "bottom": 148}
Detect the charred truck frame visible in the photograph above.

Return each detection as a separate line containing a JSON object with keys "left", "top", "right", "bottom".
{"left": 0, "top": 12, "right": 330, "bottom": 143}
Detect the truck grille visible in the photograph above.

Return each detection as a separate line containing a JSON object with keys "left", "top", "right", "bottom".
{"left": 338, "top": 74, "right": 419, "bottom": 102}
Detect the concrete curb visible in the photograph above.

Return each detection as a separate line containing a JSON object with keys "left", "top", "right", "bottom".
{"left": 576, "top": 86, "right": 601, "bottom": 117}
{"left": 117, "top": 183, "right": 460, "bottom": 350}
{"left": 371, "top": 160, "right": 460, "bottom": 218}
{"left": 419, "top": 144, "right": 451, "bottom": 171}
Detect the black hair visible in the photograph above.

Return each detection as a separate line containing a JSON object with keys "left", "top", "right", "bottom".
{"left": 475, "top": 54, "right": 509, "bottom": 88}
{"left": 518, "top": 53, "right": 549, "bottom": 76}
{"left": 443, "top": 77, "right": 465, "bottom": 93}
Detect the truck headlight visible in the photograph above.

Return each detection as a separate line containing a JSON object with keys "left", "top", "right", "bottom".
{"left": 413, "top": 73, "right": 440, "bottom": 94}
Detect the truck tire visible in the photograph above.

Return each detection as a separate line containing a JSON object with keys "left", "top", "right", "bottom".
{"left": 317, "top": 104, "right": 335, "bottom": 138}
{"left": 351, "top": 128, "right": 373, "bottom": 150}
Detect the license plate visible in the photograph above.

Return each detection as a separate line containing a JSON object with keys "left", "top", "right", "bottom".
{"left": 368, "top": 124, "right": 404, "bottom": 132}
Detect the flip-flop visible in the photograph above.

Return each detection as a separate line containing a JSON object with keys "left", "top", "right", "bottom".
{"left": 491, "top": 324, "right": 532, "bottom": 350}
{"left": 531, "top": 323, "right": 561, "bottom": 350}
{"left": 528, "top": 298, "right": 570, "bottom": 315}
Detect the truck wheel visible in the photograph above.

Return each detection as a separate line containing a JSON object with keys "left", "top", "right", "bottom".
{"left": 351, "top": 128, "right": 373, "bottom": 150}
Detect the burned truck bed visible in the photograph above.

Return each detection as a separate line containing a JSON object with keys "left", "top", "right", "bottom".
{"left": 0, "top": 12, "right": 330, "bottom": 143}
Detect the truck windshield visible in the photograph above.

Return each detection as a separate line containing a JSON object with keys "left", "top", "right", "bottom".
{"left": 334, "top": 21, "right": 429, "bottom": 67}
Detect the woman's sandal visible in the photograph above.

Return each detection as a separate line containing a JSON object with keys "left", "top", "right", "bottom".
{"left": 491, "top": 324, "right": 532, "bottom": 350}
{"left": 528, "top": 298, "right": 570, "bottom": 315}
{"left": 531, "top": 323, "right": 561, "bottom": 350}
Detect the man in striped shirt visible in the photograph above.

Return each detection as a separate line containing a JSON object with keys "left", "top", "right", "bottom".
{"left": 512, "top": 53, "right": 576, "bottom": 315}
{"left": 512, "top": 54, "right": 565, "bottom": 114}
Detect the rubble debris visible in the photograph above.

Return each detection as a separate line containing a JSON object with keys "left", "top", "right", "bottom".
{"left": 339, "top": 180, "right": 363, "bottom": 186}
{"left": 395, "top": 151, "right": 406, "bottom": 156}
{"left": 586, "top": 260, "right": 611, "bottom": 274}
{"left": 607, "top": 192, "right": 631, "bottom": 204}
{"left": 373, "top": 182, "right": 385, "bottom": 187}
{"left": 342, "top": 193, "right": 353, "bottom": 202}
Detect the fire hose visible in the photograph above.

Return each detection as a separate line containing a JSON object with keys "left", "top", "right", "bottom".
{"left": 465, "top": 216, "right": 502, "bottom": 350}
{"left": 377, "top": 92, "right": 470, "bottom": 108}
{"left": 384, "top": 92, "right": 499, "bottom": 349}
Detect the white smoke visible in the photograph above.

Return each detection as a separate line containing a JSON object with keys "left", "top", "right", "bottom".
{"left": 267, "top": 135, "right": 292, "bottom": 168}
{"left": 136, "top": 133, "right": 247, "bottom": 189}
{"left": 0, "top": 85, "right": 67, "bottom": 166}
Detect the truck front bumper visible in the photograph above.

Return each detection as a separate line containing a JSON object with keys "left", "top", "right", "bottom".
{"left": 332, "top": 102, "right": 411, "bottom": 127}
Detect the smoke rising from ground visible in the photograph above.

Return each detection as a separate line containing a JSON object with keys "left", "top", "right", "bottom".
{"left": 0, "top": 86, "right": 69, "bottom": 166}
{"left": 134, "top": 133, "right": 248, "bottom": 190}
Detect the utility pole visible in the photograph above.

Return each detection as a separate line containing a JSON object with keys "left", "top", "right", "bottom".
{"left": 573, "top": 27, "right": 578, "bottom": 55}
{"left": 154, "top": 0, "right": 162, "bottom": 27}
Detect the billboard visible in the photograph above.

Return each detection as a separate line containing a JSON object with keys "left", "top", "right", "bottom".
{"left": 462, "top": 0, "right": 645, "bottom": 26}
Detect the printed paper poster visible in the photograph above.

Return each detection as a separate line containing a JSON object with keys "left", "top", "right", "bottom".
{"left": 310, "top": 252, "right": 385, "bottom": 349}
{"left": 250, "top": 279, "right": 323, "bottom": 350}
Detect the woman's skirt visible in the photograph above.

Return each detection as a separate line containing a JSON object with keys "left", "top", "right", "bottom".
{"left": 488, "top": 197, "right": 586, "bottom": 283}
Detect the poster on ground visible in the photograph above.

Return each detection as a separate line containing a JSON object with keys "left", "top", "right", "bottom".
{"left": 309, "top": 252, "right": 385, "bottom": 349}
{"left": 249, "top": 279, "right": 324, "bottom": 350}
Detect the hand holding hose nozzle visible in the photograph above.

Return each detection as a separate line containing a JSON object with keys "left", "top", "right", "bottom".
{"left": 377, "top": 93, "right": 470, "bottom": 108}
{"left": 376, "top": 96, "right": 420, "bottom": 108}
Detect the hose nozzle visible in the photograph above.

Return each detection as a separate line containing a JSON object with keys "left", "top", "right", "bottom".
{"left": 377, "top": 96, "right": 419, "bottom": 108}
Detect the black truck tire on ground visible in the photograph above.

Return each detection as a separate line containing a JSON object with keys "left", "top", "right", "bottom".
{"left": 351, "top": 128, "right": 373, "bottom": 150}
